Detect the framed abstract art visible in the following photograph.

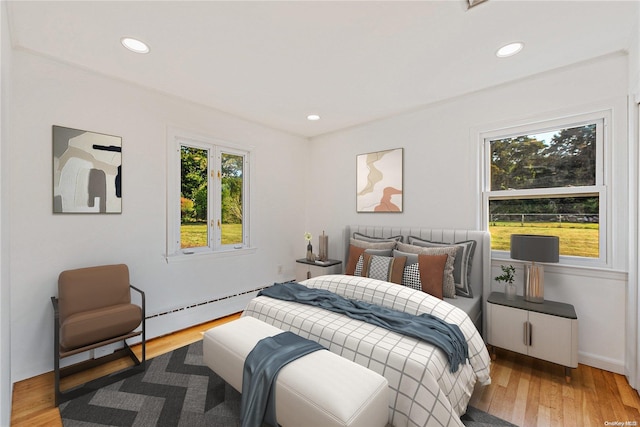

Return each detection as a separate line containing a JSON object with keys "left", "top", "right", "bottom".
{"left": 356, "top": 148, "right": 403, "bottom": 213}
{"left": 52, "top": 125, "right": 122, "bottom": 213}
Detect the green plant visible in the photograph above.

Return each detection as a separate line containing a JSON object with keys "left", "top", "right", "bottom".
{"left": 495, "top": 264, "right": 516, "bottom": 284}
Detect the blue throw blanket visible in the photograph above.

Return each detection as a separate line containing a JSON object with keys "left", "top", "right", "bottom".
{"left": 241, "top": 331, "right": 325, "bottom": 427}
{"left": 259, "top": 282, "right": 468, "bottom": 373}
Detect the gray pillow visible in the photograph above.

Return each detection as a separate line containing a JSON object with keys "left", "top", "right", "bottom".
{"left": 393, "top": 249, "right": 419, "bottom": 266}
{"left": 353, "top": 232, "right": 403, "bottom": 243}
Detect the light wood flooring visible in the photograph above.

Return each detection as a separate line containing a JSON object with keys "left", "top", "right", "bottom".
{"left": 11, "top": 313, "right": 640, "bottom": 427}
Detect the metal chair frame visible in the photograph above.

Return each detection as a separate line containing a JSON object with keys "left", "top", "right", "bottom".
{"left": 51, "top": 284, "right": 145, "bottom": 406}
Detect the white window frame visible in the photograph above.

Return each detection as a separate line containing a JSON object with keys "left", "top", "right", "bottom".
{"left": 166, "top": 127, "right": 254, "bottom": 261}
{"left": 480, "top": 110, "right": 610, "bottom": 268}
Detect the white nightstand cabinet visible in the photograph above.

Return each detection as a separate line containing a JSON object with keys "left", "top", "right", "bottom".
{"left": 295, "top": 259, "right": 342, "bottom": 281}
{"left": 487, "top": 292, "right": 578, "bottom": 382}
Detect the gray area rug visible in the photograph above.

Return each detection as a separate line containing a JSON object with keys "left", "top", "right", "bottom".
{"left": 60, "top": 341, "right": 517, "bottom": 427}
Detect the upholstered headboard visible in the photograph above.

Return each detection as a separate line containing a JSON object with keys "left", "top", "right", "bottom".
{"left": 344, "top": 225, "right": 491, "bottom": 335}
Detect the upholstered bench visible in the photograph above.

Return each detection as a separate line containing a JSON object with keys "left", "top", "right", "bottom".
{"left": 203, "top": 316, "right": 389, "bottom": 427}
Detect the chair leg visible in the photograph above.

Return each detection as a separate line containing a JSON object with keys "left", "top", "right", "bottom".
{"left": 52, "top": 297, "right": 61, "bottom": 407}
{"left": 54, "top": 350, "right": 61, "bottom": 407}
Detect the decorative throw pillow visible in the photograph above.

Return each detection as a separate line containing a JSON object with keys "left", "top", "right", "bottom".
{"left": 346, "top": 238, "right": 398, "bottom": 275}
{"left": 354, "top": 249, "right": 394, "bottom": 276}
{"left": 401, "top": 263, "right": 422, "bottom": 291}
{"left": 400, "top": 254, "right": 448, "bottom": 299}
{"left": 360, "top": 254, "right": 406, "bottom": 284}
{"left": 396, "top": 242, "right": 457, "bottom": 298}
{"left": 408, "top": 237, "right": 476, "bottom": 298}
{"left": 417, "top": 254, "right": 448, "bottom": 299}
{"left": 353, "top": 232, "right": 403, "bottom": 243}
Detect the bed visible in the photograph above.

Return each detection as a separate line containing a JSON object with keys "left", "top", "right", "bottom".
{"left": 243, "top": 275, "right": 491, "bottom": 427}
{"left": 243, "top": 226, "right": 491, "bottom": 427}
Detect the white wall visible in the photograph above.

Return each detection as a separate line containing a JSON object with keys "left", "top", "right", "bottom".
{"left": 0, "top": 2, "right": 12, "bottom": 424}
{"left": 9, "top": 50, "right": 309, "bottom": 382}
{"left": 309, "top": 53, "right": 630, "bottom": 374}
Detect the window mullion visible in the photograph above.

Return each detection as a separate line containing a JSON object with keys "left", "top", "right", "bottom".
{"left": 487, "top": 186, "right": 602, "bottom": 200}
{"left": 211, "top": 148, "right": 221, "bottom": 250}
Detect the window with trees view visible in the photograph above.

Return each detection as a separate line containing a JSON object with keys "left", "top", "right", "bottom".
{"left": 482, "top": 114, "right": 606, "bottom": 264}
{"left": 168, "top": 129, "right": 250, "bottom": 256}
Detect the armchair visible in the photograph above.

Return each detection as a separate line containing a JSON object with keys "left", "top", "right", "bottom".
{"left": 51, "top": 263, "right": 145, "bottom": 406}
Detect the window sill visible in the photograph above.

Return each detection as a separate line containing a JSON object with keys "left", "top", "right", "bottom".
{"left": 491, "top": 255, "right": 627, "bottom": 281}
{"left": 165, "top": 247, "right": 257, "bottom": 263}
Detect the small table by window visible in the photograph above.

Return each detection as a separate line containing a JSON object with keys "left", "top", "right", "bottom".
{"left": 295, "top": 259, "right": 342, "bottom": 281}
{"left": 487, "top": 291, "right": 578, "bottom": 382}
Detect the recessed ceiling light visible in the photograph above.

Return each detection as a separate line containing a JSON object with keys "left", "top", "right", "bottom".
{"left": 496, "top": 42, "right": 524, "bottom": 58}
{"left": 121, "top": 37, "right": 150, "bottom": 54}
{"left": 307, "top": 114, "right": 321, "bottom": 121}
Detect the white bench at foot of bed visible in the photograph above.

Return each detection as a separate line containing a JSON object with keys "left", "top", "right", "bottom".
{"left": 203, "top": 316, "right": 389, "bottom": 427}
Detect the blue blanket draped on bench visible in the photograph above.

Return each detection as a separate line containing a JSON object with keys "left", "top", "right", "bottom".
{"left": 241, "top": 331, "right": 325, "bottom": 427}
{"left": 259, "top": 282, "right": 468, "bottom": 373}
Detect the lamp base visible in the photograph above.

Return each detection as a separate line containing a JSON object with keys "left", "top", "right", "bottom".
{"left": 524, "top": 263, "right": 544, "bottom": 303}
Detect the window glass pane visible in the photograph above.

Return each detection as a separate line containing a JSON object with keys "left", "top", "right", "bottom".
{"left": 221, "top": 152, "right": 243, "bottom": 245}
{"left": 489, "top": 196, "right": 599, "bottom": 258}
{"left": 180, "top": 146, "right": 208, "bottom": 249}
{"left": 490, "top": 124, "right": 596, "bottom": 191}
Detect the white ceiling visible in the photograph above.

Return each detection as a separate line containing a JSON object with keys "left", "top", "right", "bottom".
{"left": 6, "top": 1, "right": 638, "bottom": 138}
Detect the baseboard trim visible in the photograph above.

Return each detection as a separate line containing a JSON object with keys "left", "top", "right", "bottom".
{"left": 579, "top": 351, "right": 625, "bottom": 375}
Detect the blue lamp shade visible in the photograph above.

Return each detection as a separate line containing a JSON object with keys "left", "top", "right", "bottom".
{"left": 510, "top": 234, "right": 559, "bottom": 263}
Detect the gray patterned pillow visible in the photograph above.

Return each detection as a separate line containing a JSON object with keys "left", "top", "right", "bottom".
{"left": 355, "top": 254, "right": 406, "bottom": 284}
{"left": 354, "top": 249, "right": 395, "bottom": 276}
{"left": 346, "top": 239, "right": 398, "bottom": 275}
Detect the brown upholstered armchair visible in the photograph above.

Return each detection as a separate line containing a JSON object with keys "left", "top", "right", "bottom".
{"left": 51, "top": 264, "right": 145, "bottom": 406}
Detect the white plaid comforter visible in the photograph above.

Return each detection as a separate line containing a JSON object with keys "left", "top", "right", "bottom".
{"left": 242, "top": 275, "right": 491, "bottom": 427}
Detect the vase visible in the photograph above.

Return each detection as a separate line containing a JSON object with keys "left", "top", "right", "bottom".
{"left": 306, "top": 242, "right": 314, "bottom": 261}
{"left": 505, "top": 282, "right": 517, "bottom": 300}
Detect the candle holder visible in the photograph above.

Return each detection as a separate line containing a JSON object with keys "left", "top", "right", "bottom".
{"left": 319, "top": 231, "right": 328, "bottom": 261}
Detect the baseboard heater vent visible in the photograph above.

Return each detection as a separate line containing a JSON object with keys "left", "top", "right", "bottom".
{"left": 145, "top": 285, "right": 268, "bottom": 320}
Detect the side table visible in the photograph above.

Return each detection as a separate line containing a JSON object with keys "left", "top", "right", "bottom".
{"left": 295, "top": 259, "right": 342, "bottom": 281}
{"left": 487, "top": 291, "right": 578, "bottom": 382}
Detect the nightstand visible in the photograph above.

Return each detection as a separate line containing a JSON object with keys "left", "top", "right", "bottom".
{"left": 295, "top": 259, "right": 342, "bottom": 281}
{"left": 487, "top": 291, "right": 578, "bottom": 382}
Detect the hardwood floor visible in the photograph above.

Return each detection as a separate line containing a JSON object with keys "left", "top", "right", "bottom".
{"left": 469, "top": 348, "right": 640, "bottom": 427}
{"left": 11, "top": 314, "right": 640, "bottom": 427}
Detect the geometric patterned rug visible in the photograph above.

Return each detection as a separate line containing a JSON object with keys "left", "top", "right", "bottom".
{"left": 60, "top": 340, "right": 241, "bottom": 427}
{"left": 60, "top": 341, "right": 516, "bottom": 427}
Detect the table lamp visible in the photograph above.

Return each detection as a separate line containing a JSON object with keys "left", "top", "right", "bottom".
{"left": 510, "top": 234, "right": 559, "bottom": 303}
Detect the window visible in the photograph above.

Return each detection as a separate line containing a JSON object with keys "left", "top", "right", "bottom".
{"left": 167, "top": 128, "right": 251, "bottom": 258}
{"left": 481, "top": 112, "right": 607, "bottom": 266}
